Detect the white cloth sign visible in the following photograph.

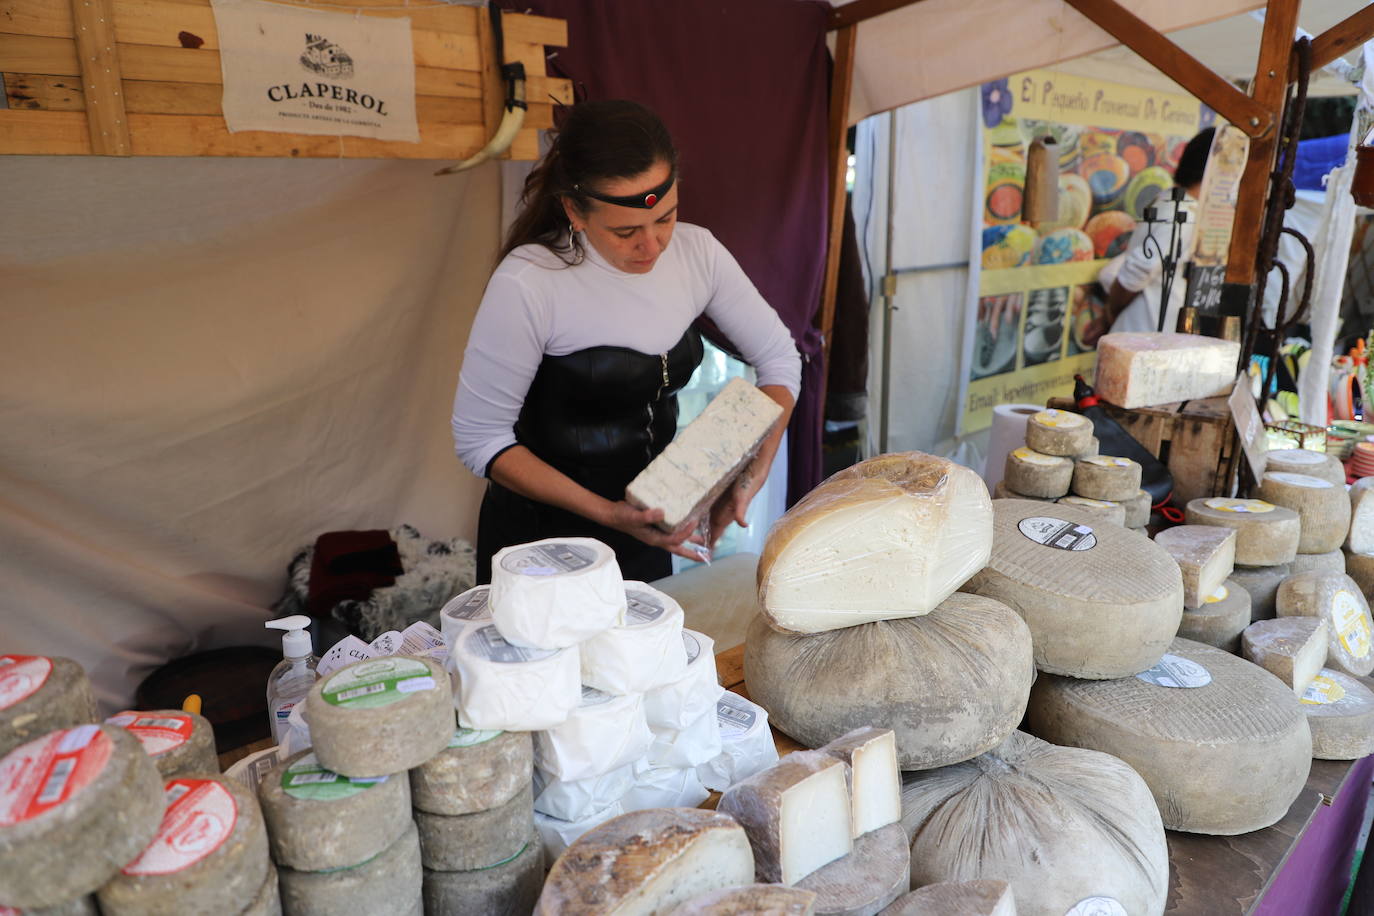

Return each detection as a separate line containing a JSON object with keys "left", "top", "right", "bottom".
{"left": 211, "top": 0, "right": 419, "bottom": 142}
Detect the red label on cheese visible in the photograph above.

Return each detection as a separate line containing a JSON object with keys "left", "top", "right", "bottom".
{"left": 107, "top": 712, "right": 194, "bottom": 757}
{"left": 0, "top": 725, "right": 110, "bottom": 826}
{"left": 0, "top": 655, "right": 53, "bottom": 711}
{"left": 122, "top": 779, "right": 236, "bottom": 876}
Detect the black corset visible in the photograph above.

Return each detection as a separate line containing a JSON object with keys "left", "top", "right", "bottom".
{"left": 514, "top": 330, "right": 704, "bottom": 500}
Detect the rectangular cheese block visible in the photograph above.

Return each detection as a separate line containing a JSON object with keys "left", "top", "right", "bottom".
{"left": 1154, "top": 525, "right": 1237, "bottom": 609}
{"left": 626, "top": 378, "right": 783, "bottom": 531}
{"left": 821, "top": 727, "right": 900, "bottom": 838}
{"left": 1094, "top": 333, "right": 1240, "bottom": 409}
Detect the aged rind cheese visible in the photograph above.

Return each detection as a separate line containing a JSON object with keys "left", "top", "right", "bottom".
{"left": 1241, "top": 617, "right": 1328, "bottom": 695}
{"left": 306, "top": 655, "right": 454, "bottom": 778}
{"left": 257, "top": 750, "right": 410, "bottom": 871}
{"left": 718, "top": 750, "right": 853, "bottom": 885}
{"left": 421, "top": 830, "right": 544, "bottom": 916}
{"left": 1348, "top": 550, "right": 1374, "bottom": 597}
{"left": 878, "top": 880, "right": 1014, "bottom": 916}
{"left": 533, "top": 801, "right": 624, "bottom": 863}
{"left": 410, "top": 728, "right": 531, "bottom": 816}
{"left": 643, "top": 630, "right": 724, "bottom": 731}
{"left": 1258, "top": 472, "right": 1352, "bottom": 555}
{"left": 627, "top": 377, "right": 784, "bottom": 531}
{"left": 697, "top": 692, "right": 781, "bottom": 793}
{"left": 1057, "top": 496, "right": 1126, "bottom": 526}
{"left": 106, "top": 710, "right": 218, "bottom": 779}
{"left": 1070, "top": 456, "right": 1142, "bottom": 502}
{"left": 1123, "top": 489, "right": 1151, "bottom": 528}
{"left": 621, "top": 764, "right": 710, "bottom": 812}
{"left": 534, "top": 687, "right": 653, "bottom": 782}
{"left": 277, "top": 820, "right": 422, "bottom": 916}
{"left": 581, "top": 583, "right": 688, "bottom": 695}
{"left": 1178, "top": 581, "right": 1251, "bottom": 653}
{"left": 451, "top": 623, "right": 581, "bottom": 732}
{"left": 820, "top": 728, "right": 899, "bottom": 839}
{"left": 535, "top": 808, "right": 755, "bottom": 915}
{"left": 902, "top": 730, "right": 1168, "bottom": 916}
{"left": 1276, "top": 571, "right": 1374, "bottom": 677}
{"left": 745, "top": 593, "right": 1033, "bottom": 769}
{"left": 1153, "top": 526, "right": 1236, "bottom": 609}
{"left": 415, "top": 783, "right": 533, "bottom": 871}
{"left": 992, "top": 481, "right": 1053, "bottom": 502}
{"left": 1349, "top": 478, "right": 1374, "bottom": 555}
{"left": 241, "top": 862, "right": 282, "bottom": 916}
{"left": 0, "top": 725, "right": 165, "bottom": 908}
{"left": 1266, "top": 448, "right": 1346, "bottom": 486}
{"left": 1292, "top": 550, "right": 1346, "bottom": 575}
{"left": 1094, "top": 332, "right": 1239, "bottom": 408}
{"left": 1299, "top": 669, "right": 1374, "bottom": 759}
{"left": 671, "top": 884, "right": 817, "bottom": 915}
{"left": 794, "top": 823, "right": 909, "bottom": 916}
{"left": 0, "top": 897, "right": 103, "bottom": 915}
{"left": 1003, "top": 448, "right": 1073, "bottom": 499}
{"left": 1184, "top": 498, "right": 1300, "bottom": 566}
{"left": 99, "top": 775, "right": 271, "bottom": 916}
{"left": 1025, "top": 409, "right": 1093, "bottom": 457}
{"left": 1079, "top": 436, "right": 1101, "bottom": 458}
{"left": 0, "top": 655, "right": 97, "bottom": 759}
{"left": 963, "top": 500, "right": 1183, "bottom": 678}
{"left": 1028, "top": 638, "right": 1312, "bottom": 834}
{"left": 490, "top": 538, "right": 626, "bottom": 649}
{"left": 647, "top": 707, "right": 723, "bottom": 769}
{"left": 759, "top": 452, "right": 994, "bottom": 632}
{"left": 1229, "top": 563, "right": 1291, "bottom": 621}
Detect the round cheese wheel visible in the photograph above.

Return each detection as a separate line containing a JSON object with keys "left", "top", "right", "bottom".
{"left": 1258, "top": 472, "right": 1351, "bottom": 555}
{"left": 277, "top": 820, "right": 422, "bottom": 916}
{"left": 1299, "top": 669, "right": 1374, "bottom": 760}
{"left": 414, "top": 783, "right": 533, "bottom": 871}
{"left": 410, "top": 728, "right": 532, "bottom": 816}
{"left": 1057, "top": 496, "right": 1126, "bottom": 526}
{"left": 580, "top": 583, "right": 688, "bottom": 695}
{"left": 258, "top": 750, "right": 411, "bottom": 871}
{"left": 902, "top": 730, "right": 1168, "bottom": 916}
{"left": 1276, "top": 571, "right": 1374, "bottom": 677}
{"left": 490, "top": 538, "right": 625, "bottom": 649}
{"left": 306, "top": 655, "right": 454, "bottom": 778}
{"left": 1347, "top": 550, "right": 1374, "bottom": 600}
{"left": 1184, "top": 498, "right": 1300, "bottom": 566}
{"left": 1004, "top": 448, "right": 1072, "bottom": 499}
{"left": 1177, "top": 580, "right": 1251, "bottom": 653}
{"left": 450, "top": 623, "right": 581, "bottom": 732}
{"left": 1230, "top": 563, "right": 1291, "bottom": 621}
{"left": 745, "top": 592, "right": 1034, "bottom": 769}
{"left": 421, "top": 829, "right": 543, "bottom": 916}
{"left": 1348, "top": 479, "right": 1374, "bottom": 555}
{"left": 963, "top": 499, "right": 1183, "bottom": 678}
{"left": 1071, "top": 455, "right": 1142, "bottom": 501}
{"left": 1266, "top": 448, "right": 1346, "bottom": 485}
{"left": 99, "top": 775, "right": 270, "bottom": 916}
{"left": 794, "top": 823, "right": 909, "bottom": 915}
{"left": 1291, "top": 550, "right": 1346, "bottom": 575}
{"left": 241, "top": 862, "right": 281, "bottom": 916}
{"left": 0, "top": 896, "right": 102, "bottom": 915}
{"left": 992, "top": 481, "right": 1052, "bottom": 502}
{"left": 672, "top": 884, "right": 817, "bottom": 915}
{"left": 0, "top": 725, "right": 164, "bottom": 908}
{"left": 1025, "top": 409, "right": 1093, "bottom": 456}
{"left": 0, "top": 656, "right": 97, "bottom": 759}
{"left": 106, "top": 710, "right": 217, "bottom": 779}
{"left": 1122, "top": 489, "right": 1151, "bottom": 528}
{"left": 1028, "top": 638, "right": 1312, "bottom": 834}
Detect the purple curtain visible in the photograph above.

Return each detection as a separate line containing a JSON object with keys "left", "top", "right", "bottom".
{"left": 510, "top": 0, "right": 832, "bottom": 505}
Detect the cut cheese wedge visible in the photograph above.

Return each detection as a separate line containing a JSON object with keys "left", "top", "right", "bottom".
{"left": 1276, "top": 571, "right": 1374, "bottom": 677}
{"left": 880, "top": 880, "right": 1015, "bottom": 916}
{"left": 1025, "top": 409, "right": 1093, "bottom": 456}
{"left": 1093, "top": 332, "right": 1239, "bottom": 408}
{"left": 794, "top": 823, "right": 910, "bottom": 916}
{"left": 759, "top": 452, "right": 993, "bottom": 633}
{"left": 1154, "top": 525, "right": 1236, "bottom": 609}
{"left": 1178, "top": 580, "right": 1251, "bottom": 653}
{"left": 1184, "top": 498, "right": 1299, "bottom": 566}
{"left": 1004, "top": 448, "right": 1072, "bottom": 499}
{"left": 1028, "top": 638, "right": 1312, "bottom": 835}
{"left": 1258, "top": 472, "right": 1351, "bottom": 555}
{"left": 718, "top": 750, "right": 853, "bottom": 886}
{"left": 671, "top": 884, "right": 817, "bottom": 915}
{"left": 1300, "top": 669, "right": 1374, "bottom": 760}
{"left": 820, "top": 727, "right": 900, "bottom": 838}
{"left": 1242, "top": 617, "right": 1328, "bottom": 695}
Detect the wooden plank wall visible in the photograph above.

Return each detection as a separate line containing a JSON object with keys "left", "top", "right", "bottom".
{"left": 0, "top": 0, "right": 571, "bottom": 158}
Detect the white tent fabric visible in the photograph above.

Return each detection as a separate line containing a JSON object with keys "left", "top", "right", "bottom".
{"left": 1, "top": 157, "right": 495, "bottom": 710}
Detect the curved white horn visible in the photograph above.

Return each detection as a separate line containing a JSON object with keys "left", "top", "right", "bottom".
{"left": 435, "top": 103, "right": 527, "bottom": 176}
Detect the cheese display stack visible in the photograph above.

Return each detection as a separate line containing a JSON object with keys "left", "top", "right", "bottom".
{"left": 106, "top": 709, "right": 219, "bottom": 779}
{"left": 1259, "top": 471, "right": 1351, "bottom": 555}
{"left": 1185, "top": 497, "right": 1300, "bottom": 620}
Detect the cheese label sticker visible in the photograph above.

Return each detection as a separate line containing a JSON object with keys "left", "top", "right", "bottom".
{"left": 1012, "top": 447, "right": 1061, "bottom": 467}
{"left": 449, "top": 727, "right": 503, "bottom": 748}
{"left": 1018, "top": 516, "right": 1097, "bottom": 551}
{"left": 1274, "top": 449, "right": 1325, "bottom": 465}
{"left": 682, "top": 631, "right": 703, "bottom": 663}
{"left": 1064, "top": 898, "right": 1128, "bottom": 916}
{"left": 281, "top": 752, "right": 386, "bottom": 800}
{"left": 1204, "top": 585, "right": 1229, "bottom": 604}
{"left": 123, "top": 779, "right": 236, "bottom": 875}
{"left": 1267, "top": 471, "right": 1332, "bottom": 488}
{"left": 470, "top": 625, "right": 558, "bottom": 664}
{"left": 1034, "top": 409, "right": 1083, "bottom": 429}
{"left": 1205, "top": 498, "right": 1275, "bottom": 514}
{"left": 321, "top": 657, "right": 434, "bottom": 708}
{"left": 1331, "top": 590, "right": 1372, "bottom": 659}
{"left": 444, "top": 587, "right": 490, "bottom": 621}
{"left": 501, "top": 542, "right": 597, "bottom": 576}
{"left": 0, "top": 655, "right": 53, "bottom": 711}
{"left": 580, "top": 686, "right": 614, "bottom": 707}
{"left": 716, "top": 695, "right": 759, "bottom": 736}
{"left": 1083, "top": 456, "right": 1133, "bottom": 468}
{"left": 1301, "top": 674, "right": 1347, "bottom": 706}
{"left": 107, "top": 711, "right": 194, "bottom": 757}
{"left": 0, "top": 725, "right": 109, "bottom": 826}
{"left": 626, "top": 589, "right": 668, "bottom": 623}
{"left": 1136, "top": 654, "right": 1212, "bottom": 688}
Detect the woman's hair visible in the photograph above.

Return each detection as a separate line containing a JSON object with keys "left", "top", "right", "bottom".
{"left": 1174, "top": 127, "right": 1216, "bottom": 190}
{"left": 500, "top": 99, "right": 679, "bottom": 264}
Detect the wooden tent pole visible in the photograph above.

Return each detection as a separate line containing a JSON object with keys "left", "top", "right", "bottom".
{"left": 818, "top": 24, "right": 858, "bottom": 379}
{"left": 1307, "top": 4, "right": 1374, "bottom": 72}
{"left": 70, "top": 0, "right": 130, "bottom": 155}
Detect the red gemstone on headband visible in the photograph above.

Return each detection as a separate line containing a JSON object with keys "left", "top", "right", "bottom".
{"left": 644, "top": 193, "right": 658, "bottom": 206}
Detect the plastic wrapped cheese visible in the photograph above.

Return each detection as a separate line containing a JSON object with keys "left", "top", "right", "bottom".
{"left": 620, "top": 762, "right": 710, "bottom": 812}
{"left": 533, "top": 802, "right": 624, "bottom": 863}
{"left": 439, "top": 585, "right": 492, "bottom": 646}
{"left": 697, "top": 691, "right": 780, "bottom": 792}
{"left": 643, "top": 630, "right": 725, "bottom": 730}
{"left": 490, "top": 538, "right": 626, "bottom": 649}
{"left": 647, "top": 706, "right": 723, "bottom": 769}
{"left": 532, "top": 760, "right": 639, "bottom": 822}
{"left": 450, "top": 623, "right": 581, "bottom": 731}
{"left": 758, "top": 452, "right": 994, "bottom": 633}
{"left": 581, "top": 583, "right": 688, "bottom": 695}
{"left": 534, "top": 687, "right": 653, "bottom": 782}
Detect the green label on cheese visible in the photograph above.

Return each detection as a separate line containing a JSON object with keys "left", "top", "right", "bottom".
{"left": 321, "top": 657, "right": 434, "bottom": 709}
{"left": 282, "top": 752, "right": 387, "bottom": 800}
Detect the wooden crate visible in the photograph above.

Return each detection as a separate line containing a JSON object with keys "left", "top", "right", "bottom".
{"left": 0, "top": 0, "right": 572, "bottom": 159}
{"left": 1047, "top": 396, "right": 1236, "bottom": 505}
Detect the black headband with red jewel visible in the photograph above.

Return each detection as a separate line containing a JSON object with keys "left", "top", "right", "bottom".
{"left": 572, "top": 168, "right": 677, "bottom": 209}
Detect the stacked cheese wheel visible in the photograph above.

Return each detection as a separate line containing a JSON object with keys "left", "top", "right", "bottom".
{"left": 1346, "top": 478, "right": 1374, "bottom": 601}
{"left": 1185, "top": 497, "right": 1300, "bottom": 621}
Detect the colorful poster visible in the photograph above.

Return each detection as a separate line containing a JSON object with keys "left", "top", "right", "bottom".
{"left": 963, "top": 69, "right": 1208, "bottom": 433}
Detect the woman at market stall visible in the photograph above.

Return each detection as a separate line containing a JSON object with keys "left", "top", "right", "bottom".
{"left": 451, "top": 99, "right": 801, "bottom": 584}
